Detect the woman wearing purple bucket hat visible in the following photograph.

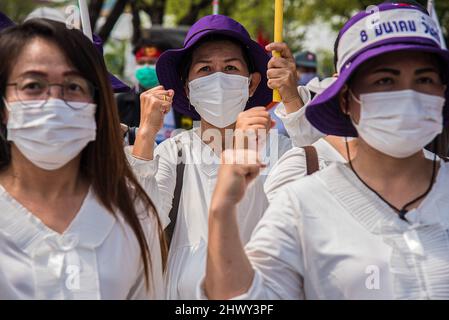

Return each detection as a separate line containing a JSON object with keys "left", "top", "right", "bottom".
{"left": 204, "top": 2, "right": 449, "bottom": 300}
{"left": 265, "top": 0, "right": 449, "bottom": 201}
{"left": 130, "top": 14, "right": 293, "bottom": 299}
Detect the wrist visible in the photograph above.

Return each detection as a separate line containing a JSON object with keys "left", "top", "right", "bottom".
{"left": 283, "top": 95, "right": 303, "bottom": 114}
{"left": 137, "top": 126, "right": 159, "bottom": 139}
{"left": 132, "top": 126, "right": 157, "bottom": 160}
{"left": 209, "top": 198, "right": 238, "bottom": 218}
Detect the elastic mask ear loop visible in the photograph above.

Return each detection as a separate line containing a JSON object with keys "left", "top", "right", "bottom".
{"left": 0, "top": 98, "right": 9, "bottom": 154}
{"left": 345, "top": 136, "right": 352, "bottom": 165}
{"left": 2, "top": 98, "right": 12, "bottom": 112}
{"left": 349, "top": 89, "right": 361, "bottom": 105}
{"left": 343, "top": 93, "right": 353, "bottom": 166}
{"left": 345, "top": 89, "right": 363, "bottom": 128}
{"left": 248, "top": 74, "right": 253, "bottom": 97}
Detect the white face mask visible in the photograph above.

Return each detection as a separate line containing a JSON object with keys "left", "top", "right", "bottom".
{"left": 350, "top": 90, "right": 445, "bottom": 158}
{"left": 5, "top": 98, "right": 97, "bottom": 170}
{"left": 188, "top": 72, "right": 250, "bottom": 128}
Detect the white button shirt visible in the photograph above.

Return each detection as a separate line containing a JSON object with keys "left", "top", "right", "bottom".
{"left": 274, "top": 86, "right": 326, "bottom": 147}
{"left": 0, "top": 185, "right": 165, "bottom": 300}
{"left": 264, "top": 139, "right": 345, "bottom": 203}
{"left": 132, "top": 128, "right": 291, "bottom": 299}
{"left": 224, "top": 161, "right": 449, "bottom": 299}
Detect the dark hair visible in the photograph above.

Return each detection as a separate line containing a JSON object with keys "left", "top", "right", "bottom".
{"left": 179, "top": 34, "right": 256, "bottom": 84}
{"left": 0, "top": 19, "right": 167, "bottom": 288}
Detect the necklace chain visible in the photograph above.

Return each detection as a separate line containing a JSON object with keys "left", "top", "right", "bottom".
{"left": 344, "top": 139, "right": 437, "bottom": 222}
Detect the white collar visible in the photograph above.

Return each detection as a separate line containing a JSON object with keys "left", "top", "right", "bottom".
{"left": 313, "top": 138, "right": 347, "bottom": 164}
{"left": 0, "top": 185, "right": 116, "bottom": 255}
{"left": 321, "top": 162, "right": 449, "bottom": 234}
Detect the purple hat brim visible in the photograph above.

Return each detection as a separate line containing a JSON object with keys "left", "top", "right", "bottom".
{"left": 92, "top": 34, "right": 130, "bottom": 93}
{"left": 0, "top": 11, "right": 14, "bottom": 30}
{"left": 156, "top": 29, "right": 271, "bottom": 120}
{"left": 306, "top": 42, "right": 449, "bottom": 137}
{"left": 109, "top": 73, "right": 130, "bottom": 93}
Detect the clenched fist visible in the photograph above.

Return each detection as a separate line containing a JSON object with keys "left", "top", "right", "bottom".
{"left": 133, "top": 86, "right": 174, "bottom": 160}
{"left": 234, "top": 107, "right": 275, "bottom": 150}
{"left": 212, "top": 149, "right": 266, "bottom": 207}
{"left": 139, "top": 85, "right": 175, "bottom": 135}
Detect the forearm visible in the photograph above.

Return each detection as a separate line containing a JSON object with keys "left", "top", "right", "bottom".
{"left": 132, "top": 127, "right": 157, "bottom": 160}
{"left": 205, "top": 202, "right": 255, "bottom": 300}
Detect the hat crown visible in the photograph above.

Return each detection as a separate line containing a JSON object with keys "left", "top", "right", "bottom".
{"left": 335, "top": 3, "right": 442, "bottom": 72}
{"left": 338, "top": 3, "right": 427, "bottom": 40}
{"left": 184, "top": 15, "right": 250, "bottom": 47}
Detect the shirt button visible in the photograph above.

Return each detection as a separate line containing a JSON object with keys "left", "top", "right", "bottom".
{"left": 58, "top": 234, "right": 79, "bottom": 251}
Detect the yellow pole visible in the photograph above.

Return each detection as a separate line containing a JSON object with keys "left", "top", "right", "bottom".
{"left": 272, "top": 0, "right": 283, "bottom": 102}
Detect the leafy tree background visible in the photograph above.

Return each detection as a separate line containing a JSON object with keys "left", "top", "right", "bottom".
{"left": 1, "top": 0, "right": 448, "bottom": 78}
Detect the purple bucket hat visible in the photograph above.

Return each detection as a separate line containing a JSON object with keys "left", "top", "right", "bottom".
{"left": 306, "top": 3, "right": 449, "bottom": 137}
{"left": 156, "top": 14, "right": 271, "bottom": 119}
{"left": 92, "top": 34, "right": 130, "bottom": 93}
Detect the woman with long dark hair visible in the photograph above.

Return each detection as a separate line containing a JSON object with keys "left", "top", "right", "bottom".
{"left": 0, "top": 19, "right": 166, "bottom": 299}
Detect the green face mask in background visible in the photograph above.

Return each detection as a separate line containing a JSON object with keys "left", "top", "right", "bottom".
{"left": 135, "top": 65, "right": 159, "bottom": 89}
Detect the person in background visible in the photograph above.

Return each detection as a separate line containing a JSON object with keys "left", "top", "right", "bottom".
{"left": 117, "top": 39, "right": 192, "bottom": 145}
{"left": 295, "top": 51, "right": 319, "bottom": 86}
{"left": 118, "top": 39, "right": 169, "bottom": 129}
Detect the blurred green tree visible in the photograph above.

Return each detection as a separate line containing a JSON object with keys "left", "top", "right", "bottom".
{"left": 2, "top": 0, "right": 447, "bottom": 45}
{"left": 2, "top": 0, "right": 447, "bottom": 77}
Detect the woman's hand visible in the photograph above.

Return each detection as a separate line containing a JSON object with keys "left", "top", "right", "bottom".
{"left": 266, "top": 42, "right": 303, "bottom": 113}
{"left": 132, "top": 86, "right": 174, "bottom": 160}
{"left": 139, "top": 85, "right": 174, "bottom": 135}
{"left": 211, "top": 149, "right": 266, "bottom": 210}
{"left": 234, "top": 107, "right": 275, "bottom": 150}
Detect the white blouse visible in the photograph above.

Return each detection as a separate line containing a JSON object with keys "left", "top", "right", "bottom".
{"left": 131, "top": 128, "right": 291, "bottom": 299}
{"left": 203, "top": 161, "right": 449, "bottom": 300}
{"left": 0, "top": 185, "right": 164, "bottom": 300}
{"left": 274, "top": 86, "right": 326, "bottom": 147}
{"left": 264, "top": 139, "right": 345, "bottom": 203}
